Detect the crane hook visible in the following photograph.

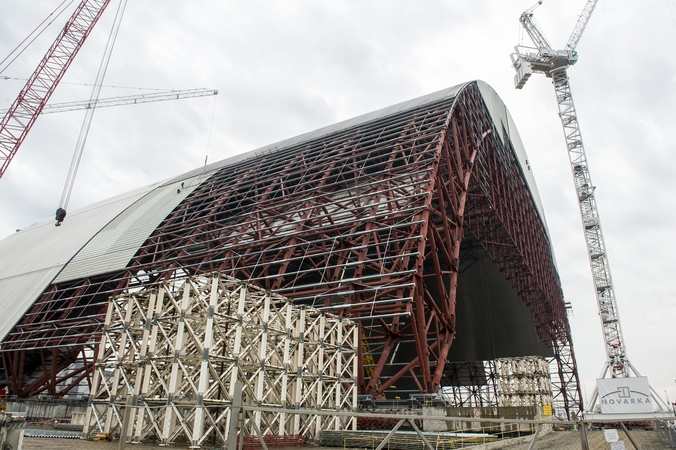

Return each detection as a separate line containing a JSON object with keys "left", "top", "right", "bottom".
{"left": 55, "top": 208, "right": 67, "bottom": 226}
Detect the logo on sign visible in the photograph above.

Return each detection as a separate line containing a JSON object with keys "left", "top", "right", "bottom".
{"left": 601, "top": 387, "right": 651, "bottom": 406}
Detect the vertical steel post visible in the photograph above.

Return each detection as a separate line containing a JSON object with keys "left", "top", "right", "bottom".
{"left": 226, "top": 382, "right": 243, "bottom": 450}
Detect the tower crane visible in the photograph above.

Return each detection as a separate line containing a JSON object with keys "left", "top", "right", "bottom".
{"left": 0, "top": 0, "right": 112, "bottom": 180}
{"left": 0, "top": 88, "right": 219, "bottom": 117}
{"left": 511, "top": 1, "right": 671, "bottom": 413}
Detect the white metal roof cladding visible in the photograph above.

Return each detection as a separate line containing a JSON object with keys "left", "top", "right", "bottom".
{"left": 0, "top": 80, "right": 553, "bottom": 341}
{"left": 0, "top": 182, "right": 159, "bottom": 341}
{"left": 54, "top": 176, "right": 203, "bottom": 283}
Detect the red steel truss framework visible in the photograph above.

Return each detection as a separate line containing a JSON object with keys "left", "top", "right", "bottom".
{"left": 0, "top": 82, "right": 582, "bottom": 417}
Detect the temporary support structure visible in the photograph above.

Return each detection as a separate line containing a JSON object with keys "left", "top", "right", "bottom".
{"left": 83, "top": 273, "right": 357, "bottom": 447}
{"left": 496, "top": 356, "right": 553, "bottom": 408}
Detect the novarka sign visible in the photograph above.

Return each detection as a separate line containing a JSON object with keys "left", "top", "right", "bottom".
{"left": 597, "top": 377, "right": 653, "bottom": 414}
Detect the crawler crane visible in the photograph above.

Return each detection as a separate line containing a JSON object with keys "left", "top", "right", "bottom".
{"left": 510, "top": 0, "right": 671, "bottom": 413}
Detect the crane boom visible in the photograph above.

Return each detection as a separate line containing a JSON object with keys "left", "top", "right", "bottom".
{"left": 519, "top": 11, "right": 552, "bottom": 50}
{"left": 566, "top": 0, "right": 600, "bottom": 51}
{"left": 0, "top": 0, "right": 111, "bottom": 180}
{"left": 0, "top": 89, "right": 219, "bottom": 116}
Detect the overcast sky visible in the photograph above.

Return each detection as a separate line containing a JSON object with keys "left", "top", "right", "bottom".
{"left": 1, "top": 0, "right": 675, "bottom": 407}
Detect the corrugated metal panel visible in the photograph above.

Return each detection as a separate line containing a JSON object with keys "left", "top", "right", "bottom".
{"left": 0, "top": 182, "right": 160, "bottom": 341}
{"left": 0, "top": 267, "right": 63, "bottom": 345}
{"left": 55, "top": 177, "right": 202, "bottom": 283}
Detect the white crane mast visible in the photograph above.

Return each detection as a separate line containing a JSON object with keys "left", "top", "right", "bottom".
{"left": 512, "top": 2, "right": 673, "bottom": 414}
{"left": 511, "top": 0, "right": 633, "bottom": 379}
{"left": 512, "top": 0, "right": 628, "bottom": 379}
{"left": 550, "top": 69, "right": 628, "bottom": 378}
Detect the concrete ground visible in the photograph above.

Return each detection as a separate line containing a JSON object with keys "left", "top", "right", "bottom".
{"left": 22, "top": 437, "right": 175, "bottom": 449}
{"left": 19, "top": 430, "right": 676, "bottom": 450}
{"left": 492, "top": 429, "right": 674, "bottom": 449}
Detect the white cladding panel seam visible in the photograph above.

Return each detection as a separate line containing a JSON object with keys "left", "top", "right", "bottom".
{"left": 54, "top": 177, "right": 203, "bottom": 283}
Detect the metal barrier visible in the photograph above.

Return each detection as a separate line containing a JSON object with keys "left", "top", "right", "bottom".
{"left": 656, "top": 420, "right": 676, "bottom": 447}
{"left": 8, "top": 400, "right": 676, "bottom": 449}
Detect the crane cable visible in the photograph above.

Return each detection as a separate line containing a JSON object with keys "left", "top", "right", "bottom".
{"left": 666, "top": 0, "right": 676, "bottom": 26}
{"left": 0, "top": 0, "right": 76, "bottom": 74}
{"left": 56, "top": 0, "right": 128, "bottom": 225}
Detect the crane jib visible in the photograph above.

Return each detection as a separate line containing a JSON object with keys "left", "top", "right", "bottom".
{"left": 0, "top": 0, "right": 112, "bottom": 180}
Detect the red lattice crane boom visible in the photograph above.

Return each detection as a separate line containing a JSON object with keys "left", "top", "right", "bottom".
{"left": 0, "top": 0, "right": 111, "bottom": 179}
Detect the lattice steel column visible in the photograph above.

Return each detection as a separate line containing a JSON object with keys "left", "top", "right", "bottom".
{"left": 552, "top": 69, "right": 627, "bottom": 377}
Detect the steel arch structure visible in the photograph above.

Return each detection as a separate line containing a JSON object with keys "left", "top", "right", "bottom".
{"left": 0, "top": 82, "right": 582, "bottom": 416}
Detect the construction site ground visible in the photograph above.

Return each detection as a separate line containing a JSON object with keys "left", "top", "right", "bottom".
{"left": 495, "top": 428, "right": 673, "bottom": 449}
{"left": 19, "top": 429, "right": 676, "bottom": 450}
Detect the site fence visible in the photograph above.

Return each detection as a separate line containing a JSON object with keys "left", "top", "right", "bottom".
{"left": 5, "top": 401, "right": 676, "bottom": 449}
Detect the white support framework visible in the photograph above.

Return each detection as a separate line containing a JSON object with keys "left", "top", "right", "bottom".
{"left": 83, "top": 273, "right": 358, "bottom": 448}
{"left": 496, "top": 356, "right": 553, "bottom": 408}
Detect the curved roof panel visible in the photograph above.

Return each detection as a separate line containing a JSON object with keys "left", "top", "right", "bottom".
{"left": 0, "top": 182, "right": 157, "bottom": 340}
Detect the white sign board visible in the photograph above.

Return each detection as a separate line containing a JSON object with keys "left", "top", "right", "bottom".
{"left": 603, "top": 429, "right": 619, "bottom": 442}
{"left": 597, "top": 377, "right": 653, "bottom": 414}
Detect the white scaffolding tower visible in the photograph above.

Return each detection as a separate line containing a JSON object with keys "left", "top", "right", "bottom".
{"left": 497, "top": 356, "right": 553, "bottom": 409}
{"left": 84, "top": 273, "right": 358, "bottom": 447}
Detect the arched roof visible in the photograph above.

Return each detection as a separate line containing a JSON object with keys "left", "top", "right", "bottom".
{"left": 0, "top": 81, "right": 551, "bottom": 343}
{"left": 0, "top": 81, "right": 580, "bottom": 409}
